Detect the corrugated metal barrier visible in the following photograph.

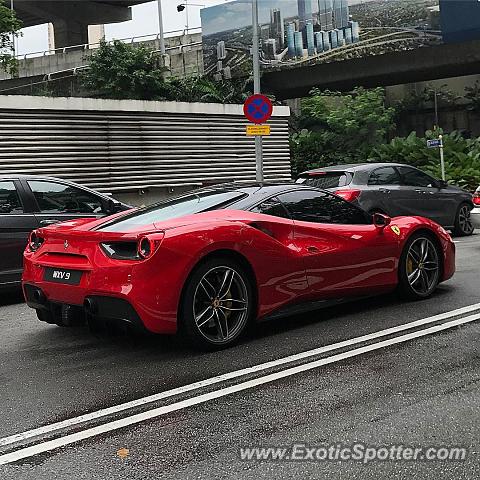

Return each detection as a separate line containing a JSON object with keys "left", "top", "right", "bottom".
{"left": 0, "top": 96, "right": 291, "bottom": 193}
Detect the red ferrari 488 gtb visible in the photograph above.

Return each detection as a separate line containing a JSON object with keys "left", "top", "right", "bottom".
{"left": 23, "top": 183, "right": 455, "bottom": 349}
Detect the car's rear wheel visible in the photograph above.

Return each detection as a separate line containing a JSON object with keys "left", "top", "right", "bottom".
{"left": 180, "top": 257, "right": 254, "bottom": 350}
{"left": 453, "top": 203, "right": 474, "bottom": 236}
{"left": 398, "top": 233, "right": 441, "bottom": 300}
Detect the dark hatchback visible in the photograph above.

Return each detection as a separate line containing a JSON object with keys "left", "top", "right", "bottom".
{"left": 0, "top": 175, "right": 130, "bottom": 289}
{"left": 297, "top": 163, "right": 474, "bottom": 236}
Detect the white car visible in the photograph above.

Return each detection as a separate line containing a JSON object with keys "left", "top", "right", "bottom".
{"left": 471, "top": 187, "right": 480, "bottom": 229}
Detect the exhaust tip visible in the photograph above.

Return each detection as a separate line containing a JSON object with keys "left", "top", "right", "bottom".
{"left": 33, "top": 289, "right": 46, "bottom": 304}
{"left": 84, "top": 298, "right": 98, "bottom": 315}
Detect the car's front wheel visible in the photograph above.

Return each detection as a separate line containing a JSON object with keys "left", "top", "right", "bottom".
{"left": 398, "top": 233, "right": 441, "bottom": 300}
{"left": 180, "top": 257, "right": 254, "bottom": 350}
{"left": 453, "top": 203, "right": 474, "bottom": 236}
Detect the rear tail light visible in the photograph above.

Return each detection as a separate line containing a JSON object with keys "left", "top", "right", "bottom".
{"left": 334, "top": 189, "right": 361, "bottom": 202}
{"left": 28, "top": 230, "right": 44, "bottom": 252}
{"left": 138, "top": 236, "right": 153, "bottom": 259}
{"left": 101, "top": 233, "right": 164, "bottom": 261}
{"left": 473, "top": 192, "right": 480, "bottom": 205}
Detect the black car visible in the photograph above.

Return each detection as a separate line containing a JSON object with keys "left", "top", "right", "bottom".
{"left": 297, "top": 163, "right": 474, "bottom": 236}
{"left": 0, "top": 175, "right": 131, "bottom": 289}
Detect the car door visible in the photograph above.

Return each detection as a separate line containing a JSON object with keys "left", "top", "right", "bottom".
{"left": 0, "top": 180, "right": 39, "bottom": 286}
{"left": 25, "top": 179, "right": 109, "bottom": 227}
{"left": 364, "top": 166, "right": 404, "bottom": 216}
{"left": 397, "top": 166, "right": 452, "bottom": 225}
{"left": 276, "top": 190, "right": 399, "bottom": 299}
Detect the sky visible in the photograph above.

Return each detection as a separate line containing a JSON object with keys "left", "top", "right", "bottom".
{"left": 14, "top": 0, "right": 373, "bottom": 56}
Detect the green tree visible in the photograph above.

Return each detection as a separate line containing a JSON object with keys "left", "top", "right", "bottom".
{"left": 0, "top": 0, "right": 21, "bottom": 75}
{"left": 290, "top": 87, "right": 396, "bottom": 176}
{"left": 81, "top": 40, "right": 167, "bottom": 100}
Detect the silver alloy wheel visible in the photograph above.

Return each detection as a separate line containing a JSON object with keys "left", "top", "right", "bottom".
{"left": 406, "top": 237, "right": 440, "bottom": 296}
{"left": 458, "top": 205, "right": 474, "bottom": 234}
{"left": 193, "top": 266, "right": 249, "bottom": 345}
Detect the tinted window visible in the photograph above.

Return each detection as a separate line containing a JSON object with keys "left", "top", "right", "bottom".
{"left": 277, "top": 190, "right": 368, "bottom": 225}
{"left": 0, "top": 181, "right": 23, "bottom": 214}
{"left": 398, "top": 167, "right": 435, "bottom": 188}
{"left": 28, "top": 181, "right": 105, "bottom": 215}
{"left": 250, "top": 197, "right": 290, "bottom": 219}
{"left": 368, "top": 167, "right": 401, "bottom": 186}
{"left": 98, "top": 190, "right": 245, "bottom": 232}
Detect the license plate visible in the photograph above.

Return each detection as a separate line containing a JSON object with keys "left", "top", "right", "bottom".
{"left": 43, "top": 268, "right": 83, "bottom": 286}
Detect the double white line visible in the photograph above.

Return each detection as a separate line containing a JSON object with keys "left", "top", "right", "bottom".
{"left": 1, "top": 303, "right": 480, "bottom": 465}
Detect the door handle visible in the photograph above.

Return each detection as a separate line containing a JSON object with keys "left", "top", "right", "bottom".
{"left": 307, "top": 246, "right": 319, "bottom": 253}
{"left": 39, "top": 219, "right": 60, "bottom": 226}
{"left": 379, "top": 188, "right": 391, "bottom": 194}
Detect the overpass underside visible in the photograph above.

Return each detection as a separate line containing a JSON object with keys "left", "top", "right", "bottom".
{"left": 13, "top": 0, "right": 149, "bottom": 48}
{"left": 263, "top": 40, "right": 480, "bottom": 100}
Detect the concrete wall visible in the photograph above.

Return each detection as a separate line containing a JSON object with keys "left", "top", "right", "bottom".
{"left": 0, "top": 33, "right": 204, "bottom": 93}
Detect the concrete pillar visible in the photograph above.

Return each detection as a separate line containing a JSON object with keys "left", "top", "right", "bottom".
{"left": 52, "top": 19, "right": 89, "bottom": 48}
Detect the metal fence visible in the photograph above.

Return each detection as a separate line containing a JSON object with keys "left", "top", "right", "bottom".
{"left": 0, "top": 96, "right": 291, "bottom": 193}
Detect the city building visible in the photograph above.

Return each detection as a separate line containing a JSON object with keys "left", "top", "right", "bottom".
{"left": 350, "top": 21, "right": 360, "bottom": 42}
{"left": 317, "top": 0, "right": 334, "bottom": 31}
{"left": 306, "top": 21, "right": 315, "bottom": 56}
{"left": 270, "top": 8, "right": 285, "bottom": 50}
{"left": 333, "top": 0, "right": 349, "bottom": 29}
{"left": 264, "top": 39, "right": 277, "bottom": 59}
{"left": 294, "top": 31, "right": 304, "bottom": 58}
{"left": 216, "top": 40, "right": 226, "bottom": 60}
{"left": 297, "top": 0, "right": 313, "bottom": 31}
{"left": 336, "top": 28, "right": 345, "bottom": 47}
{"left": 322, "top": 30, "right": 331, "bottom": 51}
{"left": 344, "top": 26, "right": 353, "bottom": 45}
{"left": 330, "top": 29, "right": 338, "bottom": 48}
{"left": 315, "top": 31, "right": 324, "bottom": 53}
{"left": 287, "top": 23, "right": 296, "bottom": 57}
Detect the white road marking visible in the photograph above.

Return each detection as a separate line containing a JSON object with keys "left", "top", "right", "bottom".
{"left": 0, "top": 312, "right": 479, "bottom": 465}
{"left": 1, "top": 302, "right": 480, "bottom": 450}
{"left": 2, "top": 302, "right": 480, "bottom": 449}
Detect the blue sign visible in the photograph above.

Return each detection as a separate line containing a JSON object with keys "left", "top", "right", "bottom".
{"left": 427, "top": 139, "right": 443, "bottom": 148}
{"left": 243, "top": 94, "right": 273, "bottom": 125}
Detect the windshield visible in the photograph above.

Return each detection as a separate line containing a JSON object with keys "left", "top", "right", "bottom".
{"left": 97, "top": 190, "right": 246, "bottom": 232}
{"left": 297, "top": 172, "right": 351, "bottom": 189}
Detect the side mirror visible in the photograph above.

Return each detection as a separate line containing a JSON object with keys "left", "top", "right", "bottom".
{"left": 373, "top": 212, "right": 391, "bottom": 229}
{"left": 437, "top": 180, "right": 448, "bottom": 189}
{"left": 106, "top": 198, "right": 123, "bottom": 214}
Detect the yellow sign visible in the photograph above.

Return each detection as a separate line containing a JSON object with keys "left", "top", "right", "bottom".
{"left": 391, "top": 225, "right": 401, "bottom": 236}
{"left": 246, "top": 125, "right": 271, "bottom": 136}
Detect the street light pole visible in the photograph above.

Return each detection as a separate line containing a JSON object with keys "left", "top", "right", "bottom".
{"left": 252, "top": 0, "right": 263, "bottom": 182}
{"left": 157, "top": 0, "right": 165, "bottom": 55}
{"left": 10, "top": 0, "right": 15, "bottom": 59}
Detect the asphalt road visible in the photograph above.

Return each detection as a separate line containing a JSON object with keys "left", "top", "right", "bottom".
{"left": 0, "top": 236, "right": 479, "bottom": 479}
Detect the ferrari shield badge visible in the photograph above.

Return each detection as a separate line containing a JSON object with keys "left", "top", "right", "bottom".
{"left": 391, "top": 225, "right": 401, "bottom": 236}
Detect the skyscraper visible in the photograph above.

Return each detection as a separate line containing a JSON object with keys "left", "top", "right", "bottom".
{"left": 216, "top": 41, "right": 226, "bottom": 60}
{"left": 314, "top": 31, "right": 323, "bottom": 53}
{"left": 321, "top": 30, "right": 331, "bottom": 50}
{"left": 350, "top": 21, "right": 360, "bottom": 42}
{"left": 318, "top": 0, "right": 334, "bottom": 31}
{"left": 294, "top": 31, "right": 304, "bottom": 57}
{"left": 306, "top": 21, "right": 315, "bottom": 56}
{"left": 298, "top": 0, "right": 313, "bottom": 31}
{"left": 330, "top": 29, "right": 338, "bottom": 48}
{"left": 270, "top": 8, "right": 285, "bottom": 50}
{"left": 287, "top": 23, "right": 296, "bottom": 57}
{"left": 264, "top": 39, "right": 277, "bottom": 59}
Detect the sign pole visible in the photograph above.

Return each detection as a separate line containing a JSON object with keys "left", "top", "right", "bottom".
{"left": 157, "top": 0, "right": 166, "bottom": 55}
{"left": 252, "top": 0, "right": 263, "bottom": 182}
{"left": 439, "top": 134, "right": 445, "bottom": 181}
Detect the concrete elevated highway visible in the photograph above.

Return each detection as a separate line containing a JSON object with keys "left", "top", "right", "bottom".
{"left": 263, "top": 39, "right": 480, "bottom": 99}
{"left": 13, "top": 1, "right": 151, "bottom": 48}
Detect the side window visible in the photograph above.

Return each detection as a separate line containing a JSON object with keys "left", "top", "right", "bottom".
{"left": 28, "top": 181, "right": 105, "bottom": 215}
{"left": 398, "top": 167, "right": 435, "bottom": 188}
{"left": 277, "top": 190, "right": 368, "bottom": 225}
{"left": 0, "top": 181, "right": 24, "bottom": 214}
{"left": 368, "top": 167, "right": 401, "bottom": 186}
{"left": 250, "top": 197, "right": 290, "bottom": 219}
